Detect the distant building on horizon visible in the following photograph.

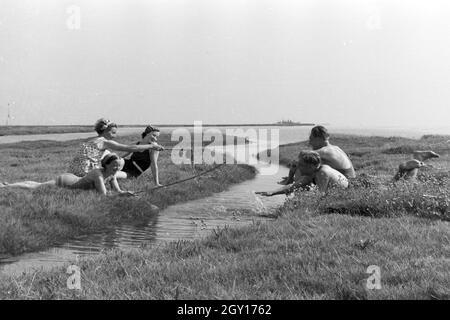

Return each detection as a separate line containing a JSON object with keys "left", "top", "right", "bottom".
{"left": 275, "top": 120, "right": 314, "bottom": 126}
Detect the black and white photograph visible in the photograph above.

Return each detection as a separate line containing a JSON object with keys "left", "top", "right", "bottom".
{"left": 0, "top": 0, "right": 449, "bottom": 303}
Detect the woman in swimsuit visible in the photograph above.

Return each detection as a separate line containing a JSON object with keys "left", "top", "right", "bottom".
{"left": 1, "top": 154, "right": 135, "bottom": 196}
{"left": 68, "top": 118, "right": 164, "bottom": 177}
{"left": 117, "top": 126, "right": 162, "bottom": 186}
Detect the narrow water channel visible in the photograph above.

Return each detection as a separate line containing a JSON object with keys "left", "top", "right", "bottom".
{"left": 1, "top": 125, "right": 445, "bottom": 276}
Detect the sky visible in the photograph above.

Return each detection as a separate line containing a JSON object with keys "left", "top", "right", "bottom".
{"left": 0, "top": 0, "right": 449, "bottom": 127}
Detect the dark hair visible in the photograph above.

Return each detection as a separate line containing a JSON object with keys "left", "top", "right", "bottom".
{"left": 310, "top": 125, "right": 330, "bottom": 140}
{"left": 298, "top": 150, "right": 321, "bottom": 169}
{"left": 101, "top": 153, "right": 120, "bottom": 168}
{"left": 94, "top": 118, "right": 117, "bottom": 135}
{"left": 142, "top": 125, "right": 160, "bottom": 138}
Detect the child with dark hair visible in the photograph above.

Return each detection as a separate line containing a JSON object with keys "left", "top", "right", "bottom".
{"left": 117, "top": 125, "right": 162, "bottom": 186}
{"left": 1, "top": 154, "right": 135, "bottom": 196}
{"left": 309, "top": 125, "right": 330, "bottom": 140}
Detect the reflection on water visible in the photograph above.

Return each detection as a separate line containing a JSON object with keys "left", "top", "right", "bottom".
{"left": 0, "top": 142, "right": 288, "bottom": 276}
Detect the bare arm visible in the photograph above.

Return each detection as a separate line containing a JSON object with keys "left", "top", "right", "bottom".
{"left": 256, "top": 181, "right": 307, "bottom": 196}
{"left": 150, "top": 150, "right": 161, "bottom": 186}
{"left": 256, "top": 184, "right": 295, "bottom": 196}
{"left": 108, "top": 175, "right": 136, "bottom": 196}
{"left": 93, "top": 175, "right": 108, "bottom": 195}
{"left": 257, "top": 174, "right": 314, "bottom": 197}
{"left": 109, "top": 176, "right": 123, "bottom": 193}
{"left": 103, "top": 140, "right": 163, "bottom": 153}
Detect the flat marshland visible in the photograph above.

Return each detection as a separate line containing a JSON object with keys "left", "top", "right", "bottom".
{"left": 1, "top": 134, "right": 450, "bottom": 299}
{"left": 0, "top": 124, "right": 314, "bottom": 136}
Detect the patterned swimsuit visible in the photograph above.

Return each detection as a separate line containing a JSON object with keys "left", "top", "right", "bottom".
{"left": 68, "top": 137, "right": 109, "bottom": 177}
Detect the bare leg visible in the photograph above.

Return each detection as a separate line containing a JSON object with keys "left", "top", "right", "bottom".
{"left": 0, "top": 180, "right": 55, "bottom": 189}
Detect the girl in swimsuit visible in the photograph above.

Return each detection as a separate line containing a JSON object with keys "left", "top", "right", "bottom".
{"left": 117, "top": 125, "right": 162, "bottom": 186}
{"left": 1, "top": 154, "right": 135, "bottom": 196}
{"left": 68, "top": 118, "right": 164, "bottom": 177}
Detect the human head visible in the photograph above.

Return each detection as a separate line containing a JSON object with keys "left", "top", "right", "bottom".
{"left": 309, "top": 125, "right": 330, "bottom": 149}
{"left": 297, "top": 150, "right": 321, "bottom": 175}
{"left": 101, "top": 153, "right": 124, "bottom": 174}
{"left": 141, "top": 125, "right": 160, "bottom": 143}
{"left": 94, "top": 118, "right": 118, "bottom": 139}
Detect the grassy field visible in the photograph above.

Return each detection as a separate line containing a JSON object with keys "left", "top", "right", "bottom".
{"left": 0, "top": 124, "right": 314, "bottom": 136}
{"left": 1, "top": 134, "right": 450, "bottom": 299}
{"left": 0, "top": 126, "right": 95, "bottom": 136}
{"left": 0, "top": 132, "right": 256, "bottom": 257}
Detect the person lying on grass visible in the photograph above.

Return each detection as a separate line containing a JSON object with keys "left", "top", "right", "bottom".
{"left": 256, "top": 150, "right": 349, "bottom": 196}
{"left": 0, "top": 154, "right": 136, "bottom": 196}
{"left": 68, "top": 118, "right": 164, "bottom": 178}
{"left": 278, "top": 125, "right": 356, "bottom": 186}
{"left": 116, "top": 125, "right": 163, "bottom": 186}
